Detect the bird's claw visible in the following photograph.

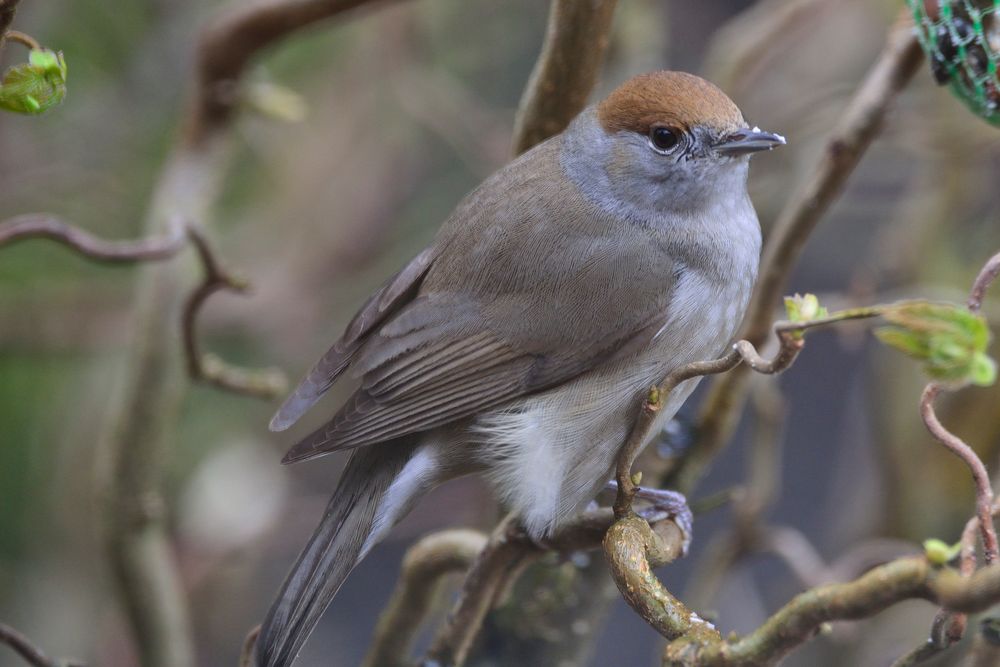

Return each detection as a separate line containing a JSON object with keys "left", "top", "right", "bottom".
{"left": 606, "top": 480, "right": 693, "bottom": 554}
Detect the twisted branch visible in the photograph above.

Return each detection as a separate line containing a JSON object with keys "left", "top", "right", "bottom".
{"left": 363, "top": 530, "right": 487, "bottom": 667}
{"left": 0, "top": 214, "right": 186, "bottom": 262}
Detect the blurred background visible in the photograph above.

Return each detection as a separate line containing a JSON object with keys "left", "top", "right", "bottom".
{"left": 2, "top": 0, "right": 1000, "bottom": 665}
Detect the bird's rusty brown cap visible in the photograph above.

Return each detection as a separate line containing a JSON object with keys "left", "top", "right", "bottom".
{"left": 597, "top": 71, "right": 745, "bottom": 136}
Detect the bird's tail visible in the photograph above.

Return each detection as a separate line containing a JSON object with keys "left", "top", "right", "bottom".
{"left": 255, "top": 440, "right": 425, "bottom": 667}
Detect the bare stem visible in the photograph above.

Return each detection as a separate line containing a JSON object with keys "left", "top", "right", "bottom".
{"left": 182, "top": 226, "right": 287, "bottom": 399}
{"left": 0, "top": 0, "right": 20, "bottom": 53}
{"left": 968, "top": 251, "right": 1000, "bottom": 314}
{"left": 0, "top": 214, "right": 186, "bottom": 262}
{"left": 920, "top": 385, "right": 998, "bottom": 565}
{"left": 0, "top": 622, "right": 84, "bottom": 667}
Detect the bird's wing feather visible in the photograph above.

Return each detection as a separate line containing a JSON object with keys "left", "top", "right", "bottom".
{"left": 281, "top": 304, "right": 665, "bottom": 463}
{"left": 269, "top": 247, "right": 437, "bottom": 432}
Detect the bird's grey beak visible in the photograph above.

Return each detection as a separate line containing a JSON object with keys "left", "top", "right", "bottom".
{"left": 713, "top": 127, "right": 786, "bottom": 156}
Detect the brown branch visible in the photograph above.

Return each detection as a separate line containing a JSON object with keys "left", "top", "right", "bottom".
{"left": 669, "top": 12, "right": 925, "bottom": 496}
{"left": 238, "top": 625, "right": 260, "bottom": 667}
{"left": 0, "top": 215, "right": 285, "bottom": 398}
{"left": 969, "top": 251, "right": 1000, "bottom": 314}
{"left": 187, "top": 0, "right": 399, "bottom": 147}
{"left": 510, "top": 0, "right": 618, "bottom": 156}
{"left": 424, "top": 516, "right": 541, "bottom": 667}
{"left": 0, "top": 622, "right": 84, "bottom": 667}
{"left": 420, "top": 505, "right": 679, "bottom": 667}
{"left": 3, "top": 29, "right": 37, "bottom": 50}
{"left": 0, "top": 0, "right": 20, "bottom": 52}
{"left": 182, "top": 226, "right": 287, "bottom": 399}
{"left": 921, "top": 384, "right": 998, "bottom": 565}
{"left": 0, "top": 214, "right": 187, "bottom": 263}
{"left": 364, "top": 530, "right": 487, "bottom": 667}
{"left": 100, "top": 2, "right": 397, "bottom": 666}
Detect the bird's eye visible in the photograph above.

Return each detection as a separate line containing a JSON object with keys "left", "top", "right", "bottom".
{"left": 649, "top": 126, "right": 680, "bottom": 153}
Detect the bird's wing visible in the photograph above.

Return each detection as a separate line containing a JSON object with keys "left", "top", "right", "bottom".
{"left": 281, "top": 292, "right": 667, "bottom": 463}
{"left": 269, "top": 246, "right": 437, "bottom": 432}
{"left": 274, "top": 136, "right": 680, "bottom": 462}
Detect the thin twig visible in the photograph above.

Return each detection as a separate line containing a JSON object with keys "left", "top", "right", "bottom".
{"left": 364, "top": 530, "right": 487, "bottom": 667}
{"left": 511, "top": 0, "right": 619, "bottom": 155}
{"left": 101, "top": 2, "right": 396, "bottom": 665}
{"left": 921, "top": 384, "right": 998, "bottom": 565}
{"left": 182, "top": 226, "right": 287, "bottom": 399}
{"left": 670, "top": 12, "right": 925, "bottom": 496}
{"left": 0, "top": 214, "right": 187, "bottom": 263}
{"left": 3, "top": 29, "right": 38, "bottom": 50}
{"left": 0, "top": 0, "right": 20, "bottom": 53}
{"left": 968, "top": 251, "right": 1000, "bottom": 314}
{"left": 238, "top": 625, "right": 260, "bottom": 667}
{"left": 188, "top": 0, "right": 399, "bottom": 146}
{"left": 0, "top": 622, "right": 84, "bottom": 667}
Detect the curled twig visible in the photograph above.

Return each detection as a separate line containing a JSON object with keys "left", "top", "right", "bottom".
{"left": 0, "top": 214, "right": 187, "bottom": 263}
{"left": 183, "top": 226, "right": 287, "bottom": 399}
{"left": 0, "top": 621, "right": 84, "bottom": 667}
{"left": 364, "top": 530, "right": 487, "bottom": 667}
{"left": 920, "top": 383, "right": 998, "bottom": 565}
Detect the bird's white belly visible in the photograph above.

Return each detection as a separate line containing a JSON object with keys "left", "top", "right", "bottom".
{"left": 472, "top": 270, "right": 747, "bottom": 539}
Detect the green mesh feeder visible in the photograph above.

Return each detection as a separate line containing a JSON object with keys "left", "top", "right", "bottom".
{"left": 907, "top": 0, "right": 1000, "bottom": 124}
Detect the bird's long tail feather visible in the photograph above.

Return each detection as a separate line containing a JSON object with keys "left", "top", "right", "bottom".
{"left": 255, "top": 441, "right": 420, "bottom": 667}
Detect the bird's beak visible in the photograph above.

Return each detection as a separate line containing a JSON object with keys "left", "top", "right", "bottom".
{"left": 713, "top": 127, "right": 786, "bottom": 156}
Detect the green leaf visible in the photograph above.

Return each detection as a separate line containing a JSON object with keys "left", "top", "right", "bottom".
{"left": 0, "top": 49, "right": 67, "bottom": 115}
{"left": 876, "top": 302, "right": 997, "bottom": 387}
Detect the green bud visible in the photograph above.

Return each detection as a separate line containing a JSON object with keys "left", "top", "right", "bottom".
{"left": 923, "top": 538, "right": 961, "bottom": 565}
{"left": 0, "top": 48, "right": 68, "bottom": 115}
{"left": 784, "top": 293, "right": 829, "bottom": 323}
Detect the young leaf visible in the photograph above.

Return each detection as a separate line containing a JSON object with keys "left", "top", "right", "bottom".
{"left": 0, "top": 48, "right": 67, "bottom": 115}
{"left": 876, "top": 302, "right": 996, "bottom": 387}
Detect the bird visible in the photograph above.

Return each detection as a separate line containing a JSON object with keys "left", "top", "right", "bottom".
{"left": 255, "top": 70, "right": 783, "bottom": 666}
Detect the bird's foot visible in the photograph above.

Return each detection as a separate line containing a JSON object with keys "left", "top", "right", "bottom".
{"left": 605, "top": 480, "right": 693, "bottom": 554}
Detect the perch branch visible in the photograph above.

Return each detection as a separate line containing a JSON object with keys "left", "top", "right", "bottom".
{"left": 511, "top": 0, "right": 618, "bottom": 155}
{"left": 364, "top": 530, "right": 487, "bottom": 667}
{"left": 669, "top": 12, "right": 924, "bottom": 496}
{"left": 0, "top": 621, "right": 84, "bottom": 667}
{"left": 421, "top": 505, "right": 682, "bottom": 667}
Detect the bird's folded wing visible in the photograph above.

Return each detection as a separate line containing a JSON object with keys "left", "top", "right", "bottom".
{"left": 280, "top": 295, "right": 663, "bottom": 464}
{"left": 269, "top": 247, "right": 437, "bottom": 432}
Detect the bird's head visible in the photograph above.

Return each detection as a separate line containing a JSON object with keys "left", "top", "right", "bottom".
{"left": 561, "top": 71, "right": 784, "bottom": 219}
